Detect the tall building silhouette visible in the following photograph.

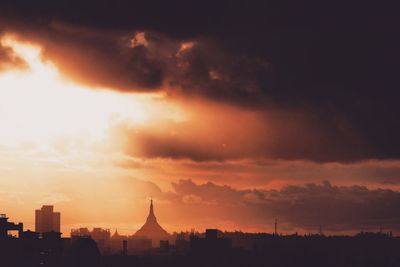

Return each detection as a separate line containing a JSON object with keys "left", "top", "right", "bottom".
{"left": 134, "top": 199, "right": 169, "bottom": 246}
{"left": 35, "top": 205, "right": 60, "bottom": 234}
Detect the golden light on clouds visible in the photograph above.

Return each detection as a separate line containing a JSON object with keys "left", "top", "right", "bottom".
{"left": 0, "top": 36, "right": 185, "bottom": 150}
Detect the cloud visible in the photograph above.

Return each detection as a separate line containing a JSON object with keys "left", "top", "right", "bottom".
{"left": 166, "top": 179, "right": 400, "bottom": 233}
{"left": 114, "top": 157, "right": 400, "bottom": 191}
{"left": 0, "top": 1, "right": 399, "bottom": 162}
{"left": 13, "top": 25, "right": 168, "bottom": 91}
{"left": 0, "top": 41, "right": 26, "bottom": 71}
{"left": 3, "top": 22, "right": 272, "bottom": 107}
{"left": 111, "top": 103, "right": 367, "bottom": 162}
{"left": 100, "top": 177, "right": 400, "bottom": 233}
{"left": 168, "top": 40, "right": 273, "bottom": 106}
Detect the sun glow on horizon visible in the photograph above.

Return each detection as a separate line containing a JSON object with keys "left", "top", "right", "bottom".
{"left": 0, "top": 37, "right": 184, "bottom": 151}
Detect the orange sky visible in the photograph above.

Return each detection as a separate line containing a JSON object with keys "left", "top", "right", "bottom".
{"left": 1, "top": 35, "right": 400, "bottom": 237}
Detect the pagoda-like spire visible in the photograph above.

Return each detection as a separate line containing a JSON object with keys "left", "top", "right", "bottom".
{"left": 134, "top": 198, "right": 170, "bottom": 245}
{"left": 112, "top": 228, "right": 121, "bottom": 239}
{"left": 146, "top": 198, "right": 156, "bottom": 223}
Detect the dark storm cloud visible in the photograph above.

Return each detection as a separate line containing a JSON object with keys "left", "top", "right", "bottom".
{"left": 4, "top": 25, "right": 170, "bottom": 90}
{"left": 2, "top": 21, "right": 272, "bottom": 103}
{"left": 0, "top": 1, "right": 399, "bottom": 161}
{"left": 168, "top": 179, "right": 400, "bottom": 232}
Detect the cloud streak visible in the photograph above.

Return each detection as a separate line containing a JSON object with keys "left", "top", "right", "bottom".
{"left": 164, "top": 179, "right": 400, "bottom": 233}
{"left": 111, "top": 102, "right": 367, "bottom": 163}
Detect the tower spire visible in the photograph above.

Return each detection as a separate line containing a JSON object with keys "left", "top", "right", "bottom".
{"left": 134, "top": 197, "right": 170, "bottom": 246}
{"left": 147, "top": 198, "right": 155, "bottom": 221}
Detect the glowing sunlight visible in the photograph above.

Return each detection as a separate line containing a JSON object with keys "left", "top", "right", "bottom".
{"left": 0, "top": 36, "right": 182, "bottom": 151}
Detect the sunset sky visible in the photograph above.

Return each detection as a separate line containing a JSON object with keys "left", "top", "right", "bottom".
{"left": 0, "top": 1, "right": 399, "bottom": 236}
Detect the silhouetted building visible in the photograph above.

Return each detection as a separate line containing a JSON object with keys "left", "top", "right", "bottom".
{"left": 110, "top": 229, "right": 128, "bottom": 255}
{"left": 190, "top": 229, "right": 232, "bottom": 255}
{"left": 71, "top": 227, "right": 110, "bottom": 254}
{"left": 175, "top": 232, "right": 190, "bottom": 253}
{"left": 35, "top": 205, "right": 60, "bottom": 235}
{"left": 20, "top": 230, "right": 40, "bottom": 240}
{"left": 0, "top": 214, "right": 23, "bottom": 238}
{"left": 112, "top": 229, "right": 124, "bottom": 240}
{"left": 205, "top": 229, "right": 218, "bottom": 239}
{"left": 122, "top": 240, "right": 128, "bottom": 256}
{"left": 127, "top": 237, "right": 152, "bottom": 254}
{"left": 109, "top": 229, "right": 153, "bottom": 255}
{"left": 159, "top": 240, "right": 169, "bottom": 253}
{"left": 63, "top": 236, "right": 101, "bottom": 267}
{"left": 71, "top": 227, "right": 90, "bottom": 237}
{"left": 134, "top": 199, "right": 170, "bottom": 246}
{"left": 91, "top": 228, "right": 111, "bottom": 241}
{"left": 41, "top": 231, "right": 64, "bottom": 266}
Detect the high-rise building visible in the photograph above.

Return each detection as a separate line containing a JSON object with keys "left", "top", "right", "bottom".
{"left": 35, "top": 205, "right": 60, "bottom": 234}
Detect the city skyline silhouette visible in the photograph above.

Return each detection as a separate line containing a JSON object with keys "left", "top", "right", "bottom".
{"left": 1, "top": 200, "right": 400, "bottom": 266}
